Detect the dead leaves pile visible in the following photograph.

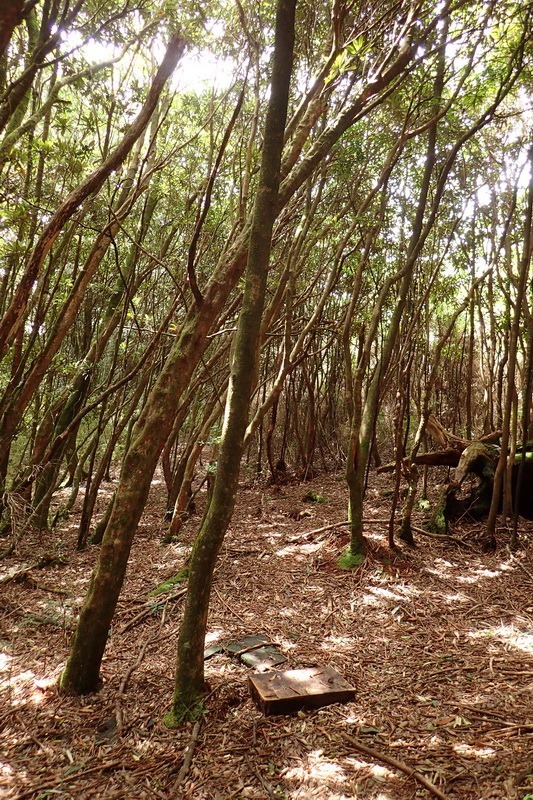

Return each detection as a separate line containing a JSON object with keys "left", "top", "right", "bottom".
{"left": 1, "top": 473, "right": 533, "bottom": 799}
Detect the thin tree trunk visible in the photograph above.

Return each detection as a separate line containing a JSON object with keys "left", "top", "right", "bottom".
{"left": 58, "top": 8, "right": 422, "bottom": 696}
{"left": 0, "top": 33, "right": 185, "bottom": 357}
{"left": 485, "top": 142, "right": 533, "bottom": 549}
{"left": 168, "top": 0, "right": 296, "bottom": 724}
{"left": 166, "top": 395, "right": 225, "bottom": 542}
{"left": 346, "top": 13, "right": 447, "bottom": 555}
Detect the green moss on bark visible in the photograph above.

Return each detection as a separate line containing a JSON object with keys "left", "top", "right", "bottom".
{"left": 338, "top": 549, "right": 364, "bottom": 569}
{"left": 163, "top": 700, "right": 204, "bottom": 728}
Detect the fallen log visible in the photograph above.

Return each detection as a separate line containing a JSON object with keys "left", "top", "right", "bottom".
{"left": 426, "top": 413, "right": 501, "bottom": 450}
{"left": 377, "top": 449, "right": 461, "bottom": 474}
{"left": 429, "top": 442, "right": 533, "bottom": 531}
{"left": 377, "top": 413, "right": 501, "bottom": 475}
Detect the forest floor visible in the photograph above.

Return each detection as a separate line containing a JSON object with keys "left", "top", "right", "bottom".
{"left": 1, "top": 468, "right": 533, "bottom": 800}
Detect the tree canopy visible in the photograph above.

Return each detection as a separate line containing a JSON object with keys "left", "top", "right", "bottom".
{"left": 1, "top": 0, "right": 533, "bottom": 721}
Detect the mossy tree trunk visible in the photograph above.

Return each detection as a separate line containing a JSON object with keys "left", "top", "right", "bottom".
{"left": 58, "top": 250, "right": 248, "bottom": 693}
{"left": 168, "top": 0, "right": 296, "bottom": 725}
{"left": 59, "top": 9, "right": 422, "bottom": 695}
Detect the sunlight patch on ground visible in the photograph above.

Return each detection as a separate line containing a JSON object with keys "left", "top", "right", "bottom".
{"left": 205, "top": 629, "right": 227, "bottom": 645}
{"left": 282, "top": 748, "right": 398, "bottom": 797}
{"left": 1, "top": 761, "right": 15, "bottom": 778}
{"left": 480, "top": 625, "right": 533, "bottom": 655}
{"left": 280, "top": 607, "right": 296, "bottom": 618}
{"left": 1, "top": 667, "right": 37, "bottom": 706}
{"left": 343, "top": 712, "right": 372, "bottom": 725}
{"left": 456, "top": 560, "right": 517, "bottom": 584}
{"left": 0, "top": 651, "right": 12, "bottom": 672}
{"left": 276, "top": 541, "right": 323, "bottom": 557}
{"left": 344, "top": 757, "right": 397, "bottom": 780}
{"left": 1, "top": 654, "right": 61, "bottom": 708}
{"left": 468, "top": 624, "right": 533, "bottom": 654}
{"left": 0, "top": 566, "right": 24, "bottom": 582}
{"left": 362, "top": 583, "right": 419, "bottom": 608}
{"left": 92, "top": 487, "right": 115, "bottom": 501}
{"left": 361, "top": 593, "right": 384, "bottom": 607}
{"left": 426, "top": 557, "right": 519, "bottom": 586}
{"left": 320, "top": 634, "right": 356, "bottom": 652}
{"left": 282, "top": 749, "right": 347, "bottom": 786}
{"left": 453, "top": 743, "right": 496, "bottom": 760}
{"left": 0, "top": 758, "right": 28, "bottom": 794}
{"left": 424, "top": 558, "right": 457, "bottom": 578}
{"left": 441, "top": 592, "right": 473, "bottom": 605}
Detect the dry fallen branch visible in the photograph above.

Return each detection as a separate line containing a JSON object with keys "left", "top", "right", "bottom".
{"left": 287, "top": 521, "right": 350, "bottom": 541}
{"left": 341, "top": 733, "right": 450, "bottom": 800}
{"left": 410, "top": 525, "right": 475, "bottom": 549}
{"left": 118, "top": 587, "right": 186, "bottom": 635}
{"left": 17, "top": 759, "right": 124, "bottom": 800}
{"left": 0, "top": 556, "right": 61, "bottom": 586}
{"left": 116, "top": 616, "right": 166, "bottom": 733}
{"left": 172, "top": 719, "right": 203, "bottom": 791}
{"left": 289, "top": 518, "right": 396, "bottom": 542}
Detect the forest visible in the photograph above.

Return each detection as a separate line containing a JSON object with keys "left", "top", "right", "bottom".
{"left": 1, "top": 0, "right": 533, "bottom": 797}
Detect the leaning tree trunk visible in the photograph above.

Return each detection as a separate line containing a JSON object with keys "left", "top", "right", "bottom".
{"left": 0, "top": 33, "right": 186, "bottom": 359}
{"left": 59, "top": 13, "right": 422, "bottom": 696}
{"left": 168, "top": 0, "right": 296, "bottom": 725}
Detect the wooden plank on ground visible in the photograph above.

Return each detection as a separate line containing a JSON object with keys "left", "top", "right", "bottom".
{"left": 249, "top": 666, "right": 356, "bottom": 716}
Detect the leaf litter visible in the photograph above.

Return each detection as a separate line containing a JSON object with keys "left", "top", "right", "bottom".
{"left": 1, "top": 470, "right": 532, "bottom": 799}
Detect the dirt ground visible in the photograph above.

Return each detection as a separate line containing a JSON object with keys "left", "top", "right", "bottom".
{"left": 1, "top": 469, "right": 533, "bottom": 800}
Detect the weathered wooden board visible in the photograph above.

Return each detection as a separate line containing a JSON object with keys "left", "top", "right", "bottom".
{"left": 249, "top": 666, "right": 356, "bottom": 716}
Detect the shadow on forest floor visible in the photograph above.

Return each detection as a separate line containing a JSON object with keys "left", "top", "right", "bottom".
{"left": 1, "top": 470, "right": 532, "bottom": 800}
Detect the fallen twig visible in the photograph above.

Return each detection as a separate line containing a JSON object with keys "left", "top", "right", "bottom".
{"left": 341, "top": 733, "right": 450, "bottom": 800}
{"left": 172, "top": 719, "right": 203, "bottom": 791}
{"left": 213, "top": 585, "right": 247, "bottom": 622}
{"left": 289, "top": 518, "right": 395, "bottom": 543}
{"left": 116, "top": 616, "right": 165, "bottom": 733}
{"left": 288, "top": 521, "right": 350, "bottom": 542}
{"left": 0, "top": 561, "right": 44, "bottom": 586}
{"left": 410, "top": 525, "right": 474, "bottom": 549}
{"left": 17, "top": 759, "right": 123, "bottom": 800}
{"left": 27, "top": 579, "right": 68, "bottom": 595}
{"left": 232, "top": 640, "right": 276, "bottom": 657}
{"left": 510, "top": 555, "right": 533, "bottom": 583}
{"left": 118, "top": 588, "right": 186, "bottom": 635}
